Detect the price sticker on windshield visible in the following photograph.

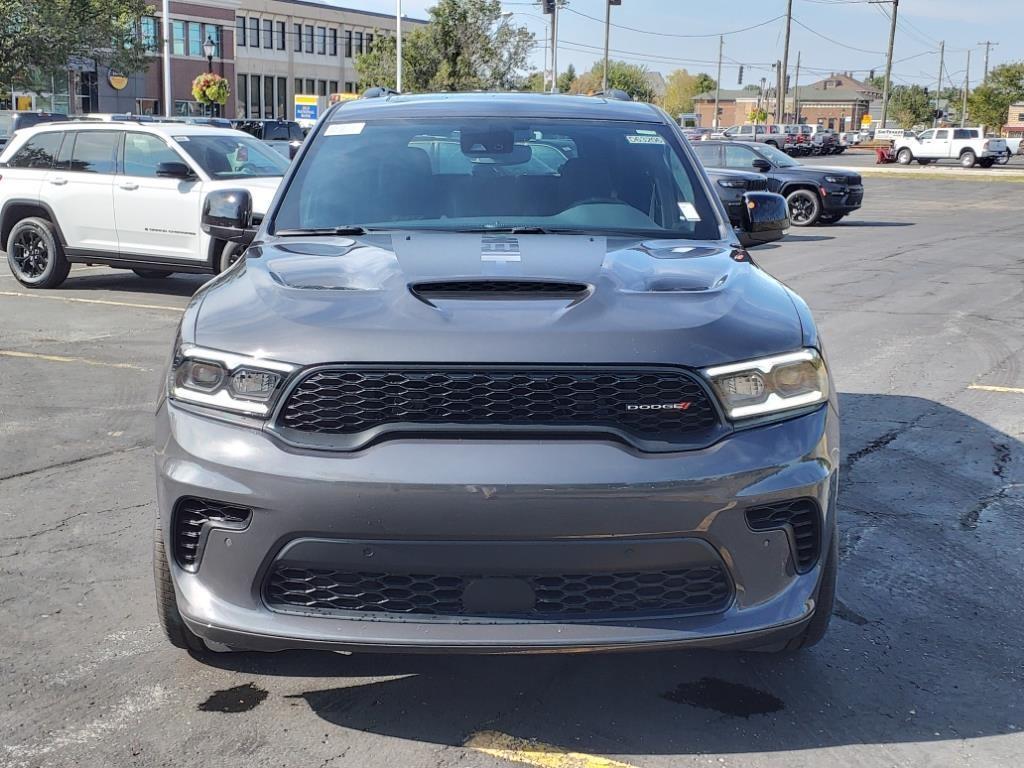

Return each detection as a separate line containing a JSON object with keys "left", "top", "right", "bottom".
{"left": 625, "top": 133, "right": 665, "bottom": 145}
{"left": 325, "top": 122, "right": 365, "bottom": 136}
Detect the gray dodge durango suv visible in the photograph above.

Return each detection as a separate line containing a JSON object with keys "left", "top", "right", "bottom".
{"left": 155, "top": 92, "right": 839, "bottom": 655}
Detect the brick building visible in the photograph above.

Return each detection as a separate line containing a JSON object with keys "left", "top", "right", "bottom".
{"left": 1005, "top": 102, "right": 1024, "bottom": 138}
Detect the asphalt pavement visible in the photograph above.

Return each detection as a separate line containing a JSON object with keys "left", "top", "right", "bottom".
{"left": 1, "top": 177, "right": 1023, "bottom": 768}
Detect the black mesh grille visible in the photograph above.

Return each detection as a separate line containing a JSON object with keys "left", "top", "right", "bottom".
{"left": 278, "top": 368, "right": 718, "bottom": 444}
{"left": 745, "top": 178, "right": 769, "bottom": 191}
{"left": 412, "top": 280, "right": 588, "bottom": 297}
{"left": 265, "top": 565, "right": 732, "bottom": 619}
{"left": 745, "top": 498, "right": 821, "bottom": 571}
{"left": 172, "top": 497, "right": 251, "bottom": 569}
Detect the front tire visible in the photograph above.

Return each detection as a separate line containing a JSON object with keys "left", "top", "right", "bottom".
{"left": 785, "top": 189, "right": 822, "bottom": 226}
{"left": 217, "top": 241, "right": 246, "bottom": 273}
{"left": 154, "top": 522, "right": 207, "bottom": 653}
{"left": 784, "top": 532, "right": 837, "bottom": 651}
{"left": 6, "top": 217, "right": 70, "bottom": 289}
{"left": 896, "top": 148, "right": 913, "bottom": 164}
{"left": 960, "top": 149, "right": 977, "bottom": 168}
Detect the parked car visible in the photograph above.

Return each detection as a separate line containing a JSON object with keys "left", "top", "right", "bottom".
{"left": 717, "top": 123, "right": 785, "bottom": 148}
{"left": 681, "top": 127, "right": 712, "bottom": 142}
{"left": 995, "top": 137, "right": 1022, "bottom": 165}
{"left": 893, "top": 127, "right": 1007, "bottom": 168}
{"left": 704, "top": 167, "right": 787, "bottom": 246}
{"left": 232, "top": 118, "right": 305, "bottom": 159}
{"left": 0, "top": 111, "right": 68, "bottom": 151}
{"left": 693, "top": 140, "right": 863, "bottom": 225}
{"left": 0, "top": 122, "right": 290, "bottom": 286}
{"left": 153, "top": 91, "right": 837, "bottom": 658}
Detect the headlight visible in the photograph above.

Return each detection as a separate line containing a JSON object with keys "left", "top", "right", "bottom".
{"left": 168, "top": 343, "right": 296, "bottom": 417}
{"left": 823, "top": 175, "right": 845, "bottom": 184}
{"left": 717, "top": 178, "right": 748, "bottom": 188}
{"left": 703, "top": 349, "right": 829, "bottom": 420}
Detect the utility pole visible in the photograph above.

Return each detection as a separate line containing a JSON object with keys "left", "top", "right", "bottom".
{"left": 713, "top": 36, "right": 722, "bottom": 129}
{"left": 878, "top": 0, "right": 899, "bottom": 130}
{"left": 778, "top": 0, "right": 793, "bottom": 124}
{"left": 551, "top": 1, "right": 559, "bottom": 92}
{"left": 396, "top": 0, "right": 403, "bottom": 92}
{"left": 933, "top": 40, "right": 944, "bottom": 126}
{"left": 162, "top": 0, "right": 171, "bottom": 116}
{"left": 977, "top": 40, "right": 997, "bottom": 82}
{"left": 793, "top": 50, "right": 801, "bottom": 123}
{"left": 960, "top": 49, "right": 970, "bottom": 127}
{"left": 603, "top": 1, "right": 622, "bottom": 92}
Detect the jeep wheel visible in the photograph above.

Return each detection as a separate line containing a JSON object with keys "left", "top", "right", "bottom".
{"left": 960, "top": 149, "right": 977, "bottom": 168}
{"left": 6, "top": 217, "right": 70, "bottom": 289}
{"left": 133, "top": 268, "right": 173, "bottom": 279}
{"left": 896, "top": 148, "right": 913, "bottom": 164}
{"left": 785, "top": 189, "right": 821, "bottom": 226}
{"left": 154, "top": 521, "right": 207, "bottom": 653}
{"left": 217, "top": 241, "right": 246, "bottom": 273}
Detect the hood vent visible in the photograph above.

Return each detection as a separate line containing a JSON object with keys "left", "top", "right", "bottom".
{"left": 411, "top": 280, "right": 589, "bottom": 299}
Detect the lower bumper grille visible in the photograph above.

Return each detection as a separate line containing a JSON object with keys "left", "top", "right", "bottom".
{"left": 745, "top": 498, "right": 821, "bottom": 571}
{"left": 265, "top": 564, "right": 732, "bottom": 620}
{"left": 172, "top": 497, "right": 251, "bottom": 570}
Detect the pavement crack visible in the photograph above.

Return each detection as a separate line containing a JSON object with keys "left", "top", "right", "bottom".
{"left": 844, "top": 429, "right": 901, "bottom": 471}
{"left": 960, "top": 443, "right": 1021, "bottom": 530}
{"left": 0, "top": 444, "right": 149, "bottom": 483}
{"left": 1, "top": 502, "right": 150, "bottom": 542}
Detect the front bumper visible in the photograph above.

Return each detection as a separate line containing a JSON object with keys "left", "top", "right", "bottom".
{"left": 821, "top": 184, "right": 863, "bottom": 214}
{"left": 156, "top": 400, "right": 840, "bottom": 653}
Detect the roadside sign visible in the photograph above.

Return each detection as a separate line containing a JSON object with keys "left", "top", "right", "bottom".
{"left": 294, "top": 95, "right": 319, "bottom": 123}
{"left": 861, "top": 114, "right": 872, "bottom": 126}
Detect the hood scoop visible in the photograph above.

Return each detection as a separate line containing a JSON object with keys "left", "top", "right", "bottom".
{"left": 411, "top": 279, "right": 590, "bottom": 301}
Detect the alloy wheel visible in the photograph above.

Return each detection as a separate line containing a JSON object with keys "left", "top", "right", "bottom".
{"left": 10, "top": 227, "right": 49, "bottom": 279}
{"left": 788, "top": 194, "right": 816, "bottom": 225}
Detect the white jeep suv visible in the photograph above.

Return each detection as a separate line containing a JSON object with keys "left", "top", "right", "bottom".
{"left": 0, "top": 121, "right": 289, "bottom": 288}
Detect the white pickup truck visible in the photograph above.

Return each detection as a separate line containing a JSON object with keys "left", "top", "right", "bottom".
{"left": 894, "top": 127, "right": 1008, "bottom": 168}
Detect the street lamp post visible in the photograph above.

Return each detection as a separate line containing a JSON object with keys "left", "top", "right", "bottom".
{"left": 396, "top": 0, "right": 403, "bottom": 92}
{"left": 203, "top": 37, "right": 215, "bottom": 73}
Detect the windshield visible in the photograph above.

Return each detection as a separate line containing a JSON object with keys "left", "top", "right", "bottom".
{"left": 272, "top": 118, "right": 720, "bottom": 239}
{"left": 756, "top": 143, "right": 798, "bottom": 168}
{"left": 0, "top": 115, "right": 13, "bottom": 137}
{"left": 174, "top": 133, "right": 289, "bottom": 179}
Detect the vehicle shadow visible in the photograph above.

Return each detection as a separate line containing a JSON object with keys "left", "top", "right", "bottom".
{"left": 781, "top": 234, "right": 834, "bottom": 242}
{"left": 194, "top": 391, "right": 1023, "bottom": 755}
{"left": 56, "top": 270, "right": 209, "bottom": 298}
{"left": 829, "top": 220, "right": 914, "bottom": 227}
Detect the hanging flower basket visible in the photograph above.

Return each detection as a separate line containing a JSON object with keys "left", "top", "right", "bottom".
{"left": 192, "top": 73, "right": 230, "bottom": 106}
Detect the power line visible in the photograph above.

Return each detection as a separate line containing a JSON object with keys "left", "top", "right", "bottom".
{"left": 560, "top": 7, "right": 786, "bottom": 39}
{"left": 790, "top": 16, "right": 885, "bottom": 54}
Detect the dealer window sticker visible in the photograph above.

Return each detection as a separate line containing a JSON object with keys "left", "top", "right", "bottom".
{"left": 325, "top": 122, "right": 366, "bottom": 136}
{"left": 677, "top": 202, "right": 701, "bottom": 222}
{"left": 625, "top": 133, "right": 666, "bottom": 145}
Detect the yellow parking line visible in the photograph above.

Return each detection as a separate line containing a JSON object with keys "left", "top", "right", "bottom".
{"left": 0, "top": 350, "right": 152, "bottom": 371}
{"left": 0, "top": 290, "right": 182, "bottom": 313}
{"left": 968, "top": 384, "right": 1024, "bottom": 395}
{"left": 464, "top": 731, "right": 639, "bottom": 768}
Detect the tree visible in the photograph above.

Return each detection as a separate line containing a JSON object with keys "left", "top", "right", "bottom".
{"left": 521, "top": 71, "right": 546, "bottom": 92}
{"left": 0, "top": 0, "right": 151, "bottom": 92}
{"left": 967, "top": 62, "right": 1024, "bottom": 131}
{"left": 661, "top": 69, "right": 717, "bottom": 118}
{"left": 357, "top": 0, "right": 534, "bottom": 93}
{"left": 569, "top": 60, "right": 655, "bottom": 102}
{"left": 888, "top": 84, "right": 933, "bottom": 129}
{"left": 557, "top": 63, "right": 576, "bottom": 94}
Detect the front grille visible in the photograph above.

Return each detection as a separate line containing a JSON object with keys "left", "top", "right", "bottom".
{"left": 265, "top": 564, "right": 732, "bottom": 619}
{"left": 745, "top": 178, "right": 769, "bottom": 191}
{"left": 411, "top": 280, "right": 589, "bottom": 298}
{"left": 277, "top": 368, "right": 719, "bottom": 447}
{"left": 172, "top": 497, "right": 251, "bottom": 569}
{"left": 745, "top": 498, "right": 821, "bottom": 571}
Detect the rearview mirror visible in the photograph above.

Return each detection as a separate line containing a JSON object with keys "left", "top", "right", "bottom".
{"left": 752, "top": 158, "right": 772, "bottom": 172}
{"left": 202, "top": 189, "right": 253, "bottom": 243}
{"left": 740, "top": 192, "right": 789, "bottom": 234}
{"left": 155, "top": 161, "right": 195, "bottom": 179}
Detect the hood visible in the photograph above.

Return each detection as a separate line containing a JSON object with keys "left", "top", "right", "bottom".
{"left": 204, "top": 176, "right": 281, "bottom": 215}
{"left": 782, "top": 165, "right": 860, "bottom": 183}
{"left": 191, "top": 232, "right": 805, "bottom": 369}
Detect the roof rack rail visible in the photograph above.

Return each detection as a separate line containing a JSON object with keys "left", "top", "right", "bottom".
{"left": 362, "top": 86, "right": 401, "bottom": 99}
{"left": 591, "top": 89, "right": 633, "bottom": 102}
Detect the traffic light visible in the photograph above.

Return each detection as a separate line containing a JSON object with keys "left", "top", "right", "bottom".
{"left": 542, "top": 0, "right": 555, "bottom": 13}
{"left": 738, "top": 66, "right": 744, "bottom": 85}
{"left": 609, "top": 0, "right": 622, "bottom": 5}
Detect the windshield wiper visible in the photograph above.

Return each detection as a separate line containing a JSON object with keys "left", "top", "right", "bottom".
{"left": 451, "top": 226, "right": 563, "bottom": 234}
{"left": 275, "top": 225, "right": 371, "bottom": 236}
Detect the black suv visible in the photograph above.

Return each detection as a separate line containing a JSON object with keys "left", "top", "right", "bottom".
{"left": 0, "top": 111, "right": 68, "bottom": 151}
{"left": 232, "top": 119, "right": 305, "bottom": 159}
{"left": 694, "top": 140, "right": 863, "bottom": 226}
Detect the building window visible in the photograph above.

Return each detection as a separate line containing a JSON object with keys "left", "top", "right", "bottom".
{"left": 264, "top": 77, "right": 274, "bottom": 118}
{"left": 329, "top": 29, "right": 337, "bottom": 56}
{"left": 354, "top": 31, "right": 363, "bottom": 56}
{"left": 294, "top": 78, "right": 303, "bottom": 95}
{"left": 249, "top": 17, "right": 259, "bottom": 47}
{"left": 251, "top": 74, "right": 261, "bottom": 116}
{"left": 237, "top": 74, "right": 248, "bottom": 118}
{"left": 329, "top": 80, "right": 338, "bottom": 94}
{"left": 276, "top": 21, "right": 285, "bottom": 50}
{"left": 141, "top": 17, "right": 158, "bottom": 52}
{"left": 203, "top": 24, "right": 221, "bottom": 58}
{"left": 172, "top": 20, "right": 186, "bottom": 56}
{"left": 263, "top": 19, "right": 272, "bottom": 49}
{"left": 345, "top": 81, "right": 355, "bottom": 93}
{"left": 366, "top": 33, "right": 373, "bottom": 51}
{"left": 317, "top": 26, "right": 327, "bottom": 55}
{"left": 305, "top": 78, "right": 314, "bottom": 95}
{"left": 277, "top": 77, "right": 287, "bottom": 117}
{"left": 187, "top": 22, "right": 202, "bottom": 56}
{"left": 305, "top": 25, "right": 314, "bottom": 54}
{"left": 293, "top": 23, "right": 301, "bottom": 52}
{"left": 345, "top": 30, "right": 353, "bottom": 58}
{"left": 236, "top": 16, "right": 246, "bottom": 47}
{"left": 318, "top": 80, "right": 327, "bottom": 96}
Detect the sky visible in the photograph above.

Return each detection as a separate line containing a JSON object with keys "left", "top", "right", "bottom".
{"left": 337, "top": 0, "right": 1019, "bottom": 90}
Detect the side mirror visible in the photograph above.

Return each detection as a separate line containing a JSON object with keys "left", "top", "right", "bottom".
{"left": 740, "top": 192, "right": 789, "bottom": 234}
{"left": 155, "top": 161, "right": 195, "bottom": 179}
{"left": 752, "top": 158, "right": 772, "bottom": 172}
{"left": 202, "top": 189, "right": 254, "bottom": 242}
